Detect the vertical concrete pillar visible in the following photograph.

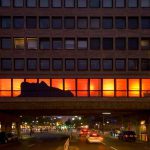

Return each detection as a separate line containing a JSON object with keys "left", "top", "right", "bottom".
{"left": 16, "top": 122, "right": 21, "bottom": 138}
{"left": 146, "top": 117, "right": 150, "bottom": 142}
{"left": 1, "top": 121, "right": 12, "bottom": 132}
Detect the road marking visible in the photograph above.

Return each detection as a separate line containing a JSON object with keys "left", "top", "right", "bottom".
{"left": 28, "top": 144, "right": 35, "bottom": 148}
{"left": 110, "top": 146, "right": 118, "bottom": 150}
{"left": 101, "top": 142, "right": 106, "bottom": 145}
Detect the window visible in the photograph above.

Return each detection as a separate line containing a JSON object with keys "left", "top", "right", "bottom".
{"left": 51, "top": 0, "right": 62, "bottom": 8}
{"left": 115, "top": 38, "right": 126, "bottom": 50}
{"left": 90, "top": 38, "right": 100, "bottom": 50}
{"left": 141, "top": 17, "right": 150, "bottom": 29}
{"left": 77, "top": 17, "right": 88, "bottom": 29}
{"left": 90, "top": 17, "right": 100, "bottom": 29}
{"left": 90, "top": 59, "right": 101, "bottom": 71}
{"left": 40, "top": 59, "right": 50, "bottom": 70}
{"left": 128, "top": 17, "right": 138, "bottom": 29}
{"left": 64, "top": 17, "right": 75, "bottom": 29}
{"left": 102, "top": 17, "right": 113, "bottom": 29}
{"left": 0, "top": 16, "right": 11, "bottom": 29}
{"left": 128, "top": 0, "right": 138, "bottom": 8}
{"left": 128, "top": 59, "right": 139, "bottom": 70}
{"left": 115, "top": 17, "right": 126, "bottom": 29}
{"left": 0, "top": 0, "right": 11, "bottom": 7}
{"left": 52, "top": 38, "right": 63, "bottom": 50}
{"left": 52, "top": 17, "right": 62, "bottom": 29}
{"left": 103, "top": 59, "right": 113, "bottom": 70}
{"left": 1, "top": 37, "right": 11, "bottom": 49}
{"left": 128, "top": 38, "right": 139, "bottom": 50}
{"left": 52, "top": 59, "right": 63, "bottom": 71}
{"left": 141, "top": 0, "right": 150, "bottom": 7}
{"left": 115, "top": 0, "right": 125, "bottom": 7}
{"left": 13, "top": 16, "right": 24, "bottom": 28}
{"left": 13, "top": 0, "right": 23, "bottom": 7}
{"left": 27, "top": 59, "right": 37, "bottom": 71}
{"left": 39, "top": 38, "right": 50, "bottom": 50}
{"left": 65, "top": 59, "right": 75, "bottom": 71}
{"left": 39, "top": 0, "right": 49, "bottom": 7}
{"left": 39, "top": 17, "right": 50, "bottom": 29}
{"left": 78, "top": 59, "right": 88, "bottom": 71}
{"left": 14, "top": 38, "right": 24, "bottom": 49}
{"left": 89, "top": 0, "right": 100, "bottom": 8}
{"left": 102, "top": 0, "right": 113, "bottom": 7}
{"left": 77, "top": 0, "right": 87, "bottom": 8}
{"left": 26, "top": 0, "right": 37, "bottom": 7}
{"left": 141, "top": 38, "right": 150, "bottom": 50}
{"left": 65, "top": 38, "right": 75, "bottom": 49}
{"left": 27, "top": 38, "right": 38, "bottom": 50}
{"left": 77, "top": 38, "right": 88, "bottom": 50}
{"left": 64, "top": 0, "right": 75, "bottom": 8}
{"left": 1, "top": 58, "right": 12, "bottom": 71}
{"left": 103, "top": 38, "right": 113, "bottom": 50}
{"left": 141, "top": 59, "right": 150, "bottom": 71}
{"left": 115, "top": 59, "right": 126, "bottom": 70}
{"left": 14, "top": 58, "right": 24, "bottom": 70}
{"left": 26, "top": 17, "right": 37, "bottom": 29}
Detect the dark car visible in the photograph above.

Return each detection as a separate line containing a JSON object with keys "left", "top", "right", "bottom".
{"left": 118, "top": 131, "right": 136, "bottom": 142}
{"left": 0, "top": 132, "right": 18, "bottom": 144}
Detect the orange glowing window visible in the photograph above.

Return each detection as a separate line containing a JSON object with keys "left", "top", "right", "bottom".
{"left": 64, "top": 79, "right": 76, "bottom": 96}
{"left": 90, "top": 79, "right": 101, "bottom": 96}
{"left": 142, "top": 79, "right": 150, "bottom": 97}
{"left": 51, "top": 79, "right": 63, "bottom": 90}
{"left": 116, "top": 79, "right": 127, "bottom": 97}
{"left": 128, "top": 79, "right": 140, "bottom": 97}
{"left": 0, "top": 79, "right": 11, "bottom": 97}
{"left": 77, "top": 79, "right": 88, "bottom": 96}
{"left": 39, "top": 79, "right": 50, "bottom": 86}
{"left": 13, "top": 79, "right": 24, "bottom": 97}
{"left": 26, "top": 79, "right": 37, "bottom": 83}
{"left": 103, "top": 79, "right": 114, "bottom": 97}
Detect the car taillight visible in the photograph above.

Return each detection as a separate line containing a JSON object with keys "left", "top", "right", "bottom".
{"left": 80, "top": 131, "right": 83, "bottom": 134}
{"left": 125, "top": 135, "right": 128, "bottom": 138}
{"left": 92, "top": 133, "right": 97, "bottom": 136}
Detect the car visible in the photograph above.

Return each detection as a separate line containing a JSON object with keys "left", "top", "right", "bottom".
{"left": 86, "top": 131, "right": 103, "bottom": 143}
{"left": 118, "top": 131, "right": 136, "bottom": 142}
{"left": 79, "top": 128, "right": 90, "bottom": 137}
{"left": 0, "top": 132, "right": 18, "bottom": 144}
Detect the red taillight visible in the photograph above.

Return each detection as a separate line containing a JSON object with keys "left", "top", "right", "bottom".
{"left": 125, "top": 135, "right": 128, "bottom": 138}
{"left": 92, "top": 133, "right": 97, "bottom": 136}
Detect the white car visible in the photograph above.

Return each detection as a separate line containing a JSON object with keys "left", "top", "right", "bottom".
{"left": 86, "top": 132, "right": 103, "bottom": 143}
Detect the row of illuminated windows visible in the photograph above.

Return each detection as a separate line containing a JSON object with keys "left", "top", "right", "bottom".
{"left": 1, "top": 16, "right": 150, "bottom": 29}
{"left": 0, "top": 58, "right": 149, "bottom": 71}
{"left": 0, "top": 78, "right": 150, "bottom": 97}
{"left": 0, "top": 0, "right": 150, "bottom": 8}
{"left": 0, "top": 37, "right": 150, "bottom": 51}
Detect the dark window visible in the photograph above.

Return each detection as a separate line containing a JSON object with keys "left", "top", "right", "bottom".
{"left": 102, "top": 0, "right": 113, "bottom": 7}
{"left": 65, "top": 59, "right": 75, "bottom": 71}
{"left": 115, "top": 59, "right": 126, "bottom": 70}
{"left": 102, "top": 17, "right": 113, "bottom": 29}
{"left": 26, "top": 0, "right": 37, "bottom": 7}
{"left": 141, "top": 38, "right": 150, "bottom": 50}
{"left": 90, "top": 38, "right": 100, "bottom": 50}
{"left": 141, "top": 17, "right": 150, "bottom": 29}
{"left": 51, "top": 0, "right": 62, "bottom": 8}
{"left": 1, "top": 58, "right": 12, "bottom": 71}
{"left": 115, "top": 38, "right": 126, "bottom": 50}
{"left": 26, "top": 16, "right": 37, "bottom": 29}
{"left": 103, "top": 59, "right": 113, "bottom": 70}
{"left": 77, "top": 17, "right": 88, "bottom": 29}
{"left": 40, "top": 59, "right": 50, "bottom": 70}
{"left": 115, "top": 0, "right": 125, "bottom": 7}
{"left": 128, "top": 38, "right": 139, "bottom": 50}
{"left": 14, "top": 58, "right": 24, "bottom": 70}
{"left": 39, "top": 17, "right": 50, "bottom": 29}
{"left": 115, "top": 17, "right": 126, "bottom": 29}
{"left": 89, "top": 0, "right": 100, "bottom": 8}
{"left": 27, "top": 59, "right": 37, "bottom": 71}
{"left": 128, "top": 59, "right": 139, "bottom": 70}
{"left": 65, "top": 38, "right": 75, "bottom": 49}
{"left": 13, "top": 16, "right": 24, "bottom": 28}
{"left": 39, "top": 0, "right": 49, "bottom": 7}
{"left": 0, "top": 0, "right": 11, "bottom": 7}
{"left": 78, "top": 59, "right": 88, "bottom": 71}
{"left": 90, "top": 17, "right": 100, "bottom": 29}
{"left": 128, "top": 0, "right": 138, "bottom": 8}
{"left": 77, "top": 38, "right": 88, "bottom": 50}
{"left": 77, "top": 0, "right": 87, "bottom": 8}
{"left": 128, "top": 17, "right": 138, "bottom": 29}
{"left": 52, "top": 17, "right": 62, "bottom": 29}
{"left": 141, "top": 59, "right": 150, "bottom": 71}
{"left": 64, "top": 0, "right": 75, "bottom": 8}
{"left": 13, "top": 0, "right": 24, "bottom": 7}
{"left": 0, "top": 16, "right": 11, "bottom": 29}
{"left": 64, "top": 17, "right": 75, "bottom": 29}
{"left": 103, "top": 38, "right": 113, "bottom": 50}
{"left": 52, "top": 38, "right": 63, "bottom": 50}
{"left": 52, "top": 59, "right": 63, "bottom": 71}
{"left": 141, "top": 0, "right": 150, "bottom": 7}
{"left": 39, "top": 38, "right": 50, "bottom": 50}
{"left": 1, "top": 37, "right": 11, "bottom": 49}
{"left": 90, "top": 59, "right": 101, "bottom": 71}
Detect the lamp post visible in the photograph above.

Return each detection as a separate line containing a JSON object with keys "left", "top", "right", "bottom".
{"left": 102, "top": 112, "right": 111, "bottom": 135}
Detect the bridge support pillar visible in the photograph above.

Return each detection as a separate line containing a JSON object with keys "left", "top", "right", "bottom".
{"left": 16, "top": 122, "right": 21, "bottom": 138}
{"left": 1, "top": 121, "right": 12, "bottom": 132}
